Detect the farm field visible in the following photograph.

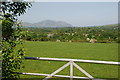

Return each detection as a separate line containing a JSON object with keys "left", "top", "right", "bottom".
{"left": 19, "top": 41, "right": 118, "bottom": 80}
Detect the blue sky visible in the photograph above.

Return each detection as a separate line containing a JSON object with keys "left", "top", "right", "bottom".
{"left": 18, "top": 2, "right": 118, "bottom": 26}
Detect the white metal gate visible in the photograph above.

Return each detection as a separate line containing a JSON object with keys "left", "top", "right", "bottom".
{"left": 19, "top": 57, "right": 120, "bottom": 80}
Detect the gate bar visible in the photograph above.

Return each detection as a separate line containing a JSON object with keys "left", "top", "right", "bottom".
{"left": 25, "top": 57, "right": 120, "bottom": 65}
{"left": 17, "top": 72, "right": 91, "bottom": 79}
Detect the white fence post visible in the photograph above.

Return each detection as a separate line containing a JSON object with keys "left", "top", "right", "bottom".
{"left": 70, "top": 61, "right": 73, "bottom": 80}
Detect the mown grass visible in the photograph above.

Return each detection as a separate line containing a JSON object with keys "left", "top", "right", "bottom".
{"left": 19, "top": 41, "right": 118, "bottom": 79}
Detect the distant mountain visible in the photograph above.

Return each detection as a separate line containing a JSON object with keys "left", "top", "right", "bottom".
{"left": 22, "top": 20, "right": 73, "bottom": 27}
{"left": 22, "top": 22, "right": 32, "bottom": 27}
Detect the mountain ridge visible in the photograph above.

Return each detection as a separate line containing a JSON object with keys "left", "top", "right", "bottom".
{"left": 22, "top": 20, "right": 73, "bottom": 27}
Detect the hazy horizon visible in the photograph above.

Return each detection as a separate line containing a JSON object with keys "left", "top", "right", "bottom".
{"left": 18, "top": 2, "right": 118, "bottom": 27}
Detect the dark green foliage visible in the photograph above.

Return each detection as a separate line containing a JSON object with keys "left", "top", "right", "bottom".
{"left": 24, "top": 25, "right": 118, "bottom": 43}
{"left": 1, "top": 1, "right": 32, "bottom": 80}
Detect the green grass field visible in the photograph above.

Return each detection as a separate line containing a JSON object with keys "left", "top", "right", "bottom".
{"left": 19, "top": 41, "right": 118, "bottom": 79}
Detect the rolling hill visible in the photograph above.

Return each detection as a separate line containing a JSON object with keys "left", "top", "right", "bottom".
{"left": 22, "top": 20, "right": 73, "bottom": 27}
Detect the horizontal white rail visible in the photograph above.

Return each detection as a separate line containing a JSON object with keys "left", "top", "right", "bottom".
{"left": 25, "top": 57, "right": 120, "bottom": 65}
{"left": 17, "top": 72, "right": 93, "bottom": 79}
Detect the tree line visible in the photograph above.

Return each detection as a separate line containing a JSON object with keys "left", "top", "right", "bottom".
{"left": 23, "top": 25, "right": 119, "bottom": 43}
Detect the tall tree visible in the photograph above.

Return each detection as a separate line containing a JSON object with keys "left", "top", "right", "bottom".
{"left": 1, "top": 0, "right": 32, "bottom": 79}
